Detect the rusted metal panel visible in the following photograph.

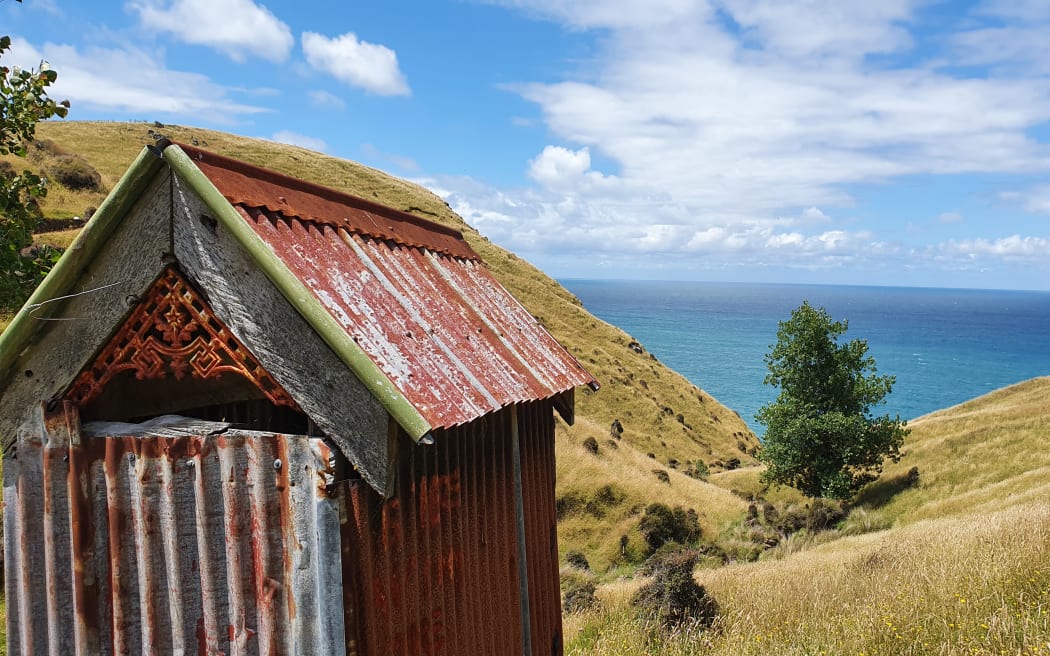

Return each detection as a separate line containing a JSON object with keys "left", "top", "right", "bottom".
{"left": 3, "top": 404, "right": 346, "bottom": 655}
{"left": 172, "top": 144, "right": 596, "bottom": 431}
{"left": 518, "top": 401, "right": 564, "bottom": 656}
{"left": 238, "top": 208, "right": 595, "bottom": 431}
{"left": 342, "top": 401, "right": 562, "bottom": 655}
{"left": 179, "top": 144, "right": 477, "bottom": 261}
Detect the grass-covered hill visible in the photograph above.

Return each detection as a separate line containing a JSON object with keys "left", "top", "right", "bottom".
{"left": 5, "top": 120, "right": 762, "bottom": 568}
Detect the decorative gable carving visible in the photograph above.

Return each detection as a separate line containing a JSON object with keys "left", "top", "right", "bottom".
{"left": 65, "top": 266, "right": 298, "bottom": 410}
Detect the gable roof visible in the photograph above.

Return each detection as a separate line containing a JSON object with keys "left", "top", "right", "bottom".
{"left": 0, "top": 141, "right": 597, "bottom": 447}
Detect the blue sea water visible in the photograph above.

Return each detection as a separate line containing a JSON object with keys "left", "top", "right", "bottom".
{"left": 561, "top": 280, "right": 1050, "bottom": 435}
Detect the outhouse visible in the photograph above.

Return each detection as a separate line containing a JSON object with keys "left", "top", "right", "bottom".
{"left": 0, "top": 140, "right": 598, "bottom": 655}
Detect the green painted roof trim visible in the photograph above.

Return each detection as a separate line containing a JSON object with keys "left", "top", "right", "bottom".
{"left": 0, "top": 146, "right": 165, "bottom": 387}
{"left": 161, "top": 143, "right": 434, "bottom": 442}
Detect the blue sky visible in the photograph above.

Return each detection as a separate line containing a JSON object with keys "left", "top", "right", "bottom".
{"left": 5, "top": 0, "right": 1050, "bottom": 290}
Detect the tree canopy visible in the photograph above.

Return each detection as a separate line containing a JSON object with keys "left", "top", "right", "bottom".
{"left": 0, "top": 29, "right": 69, "bottom": 311}
{"left": 756, "top": 301, "right": 908, "bottom": 500}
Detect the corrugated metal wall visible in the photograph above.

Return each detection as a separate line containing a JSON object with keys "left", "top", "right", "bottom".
{"left": 5, "top": 400, "right": 565, "bottom": 656}
{"left": 342, "top": 400, "right": 563, "bottom": 656}
{"left": 518, "top": 401, "right": 564, "bottom": 656}
{"left": 3, "top": 402, "right": 346, "bottom": 656}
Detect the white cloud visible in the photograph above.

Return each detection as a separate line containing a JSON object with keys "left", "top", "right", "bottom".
{"left": 128, "top": 0, "right": 293, "bottom": 62}
{"left": 800, "top": 207, "right": 831, "bottom": 224}
{"left": 9, "top": 38, "right": 267, "bottom": 121}
{"left": 436, "top": 0, "right": 1050, "bottom": 284}
{"left": 938, "top": 212, "right": 963, "bottom": 223}
{"left": 302, "top": 32, "right": 410, "bottom": 96}
{"left": 480, "top": 0, "right": 709, "bottom": 30}
{"left": 527, "top": 145, "right": 621, "bottom": 193}
{"left": 722, "top": 0, "right": 916, "bottom": 60}
{"left": 308, "top": 89, "right": 346, "bottom": 110}
{"left": 940, "top": 235, "right": 1050, "bottom": 261}
{"left": 271, "top": 130, "right": 327, "bottom": 153}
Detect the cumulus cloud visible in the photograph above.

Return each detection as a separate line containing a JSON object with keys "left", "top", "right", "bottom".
{"left": 302, "top": 32, "right": 410, "bottom": 96}
{"left": 128, "top": 0, "right": 293, "bottom": 62}
{"left": 527, "top": 145, "right": 620, "bottom": 191}
{"left": 271, "top": 130, "right": 327, "bottom": 153}
{"left": 8, "top": 38, "right": 267, "bottom": 121}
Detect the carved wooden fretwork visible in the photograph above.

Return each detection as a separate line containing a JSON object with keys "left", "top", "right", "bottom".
{"left": 65, "top": 267, "right": 298, "bottom": 409}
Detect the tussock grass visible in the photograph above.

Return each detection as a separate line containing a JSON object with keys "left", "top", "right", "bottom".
{"left": 566, "top": 503, "right": 1050, "bottom": 655}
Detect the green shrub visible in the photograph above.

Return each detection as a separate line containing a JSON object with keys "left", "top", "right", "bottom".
{"left": 555, "top": 490, "right": 586, "bottom": 519}
{"left": 582, "top": 436, "right": 599, "bottom": 454}
{"left": 561, "top": 568, "right": 598, "bottom": 613}
{"left": 593, "top": 484, "right": 626, "bottom": 507}
{"left": 638, "top": 503, "right": 700, "bottom": 553}
{"left": 683, "top": 459, "right": 709, "bottom": 480}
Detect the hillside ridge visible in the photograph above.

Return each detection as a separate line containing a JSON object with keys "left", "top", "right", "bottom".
{"left": 14, "top": 120, "right": 761, "bottom": 568}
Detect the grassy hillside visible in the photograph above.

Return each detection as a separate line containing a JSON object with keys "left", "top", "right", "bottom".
{"left": 564, "top": 377, "right": 1050, "bottom": 655}
{"left": 5, "top": 120, "right": 761, "bottom": 570}
{"left": 4, "top": 122, "right": 1048, "bottom": 655}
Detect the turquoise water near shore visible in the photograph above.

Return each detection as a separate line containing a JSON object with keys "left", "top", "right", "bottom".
{"left": 561, "top": 280, "right": 1050, "bottom": 434}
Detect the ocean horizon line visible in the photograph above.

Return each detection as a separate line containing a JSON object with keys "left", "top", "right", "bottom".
{"left": 557, "top": 277, "right": 1050, "bottom": 295}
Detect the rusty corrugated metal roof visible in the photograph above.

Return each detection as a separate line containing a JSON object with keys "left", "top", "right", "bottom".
{"left": 178, "top": 144, "right": 597, "bottom": 431}
{"left": 182, "top": 145, "right": 477, "bottom": 261}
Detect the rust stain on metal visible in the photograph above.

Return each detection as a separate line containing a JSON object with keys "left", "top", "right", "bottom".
{"left": 65, "top": 267, "right": 299, "bottom": 411}
{"left": 342, "top": 401, "right": 563, "bottom": 655}
{"left": 7, "top": 404, "right": 345, "bottom": 655}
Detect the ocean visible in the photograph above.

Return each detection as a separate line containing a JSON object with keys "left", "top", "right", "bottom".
{"left": 560, "top": 280, "right": 1050, "bottom": 434}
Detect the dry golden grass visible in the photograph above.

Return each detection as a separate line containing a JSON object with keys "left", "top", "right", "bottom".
{"left": 565, "top": 502, "right": 1050, "bottom": 655}
{"left": 857, "top": 377, "right": 1050, "bottom": 524}
{"left": 32, "top": 228, "right": 80, "bottom": 250}
{"left": 565, "top": 377, "right": 1050, "bottom": 654}
{"left": 556, "top": 415, "right": 752, "bottom": 571}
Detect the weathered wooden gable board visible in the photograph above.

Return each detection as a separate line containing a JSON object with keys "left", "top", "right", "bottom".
{"left": 0, "top": 172, "right": 174, "bottom": 450}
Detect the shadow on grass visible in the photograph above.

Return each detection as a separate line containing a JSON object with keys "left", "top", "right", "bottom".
{"left": 854, "top": 467, "right": 920, "bottom": 509}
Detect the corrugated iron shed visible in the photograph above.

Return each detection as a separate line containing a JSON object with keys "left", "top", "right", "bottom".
{"left": 0, "top": 141, "right": 600, "bottom": 656}
{"left": 182, "top": 145, "right": 596, "bottom": 431}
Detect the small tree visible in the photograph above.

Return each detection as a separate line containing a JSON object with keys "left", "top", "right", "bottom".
{"left": 756, "top": 302, "right": 908, "bottom": 500}
{"left": 1, "top": 27, "right": 69, "bottom": 311}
